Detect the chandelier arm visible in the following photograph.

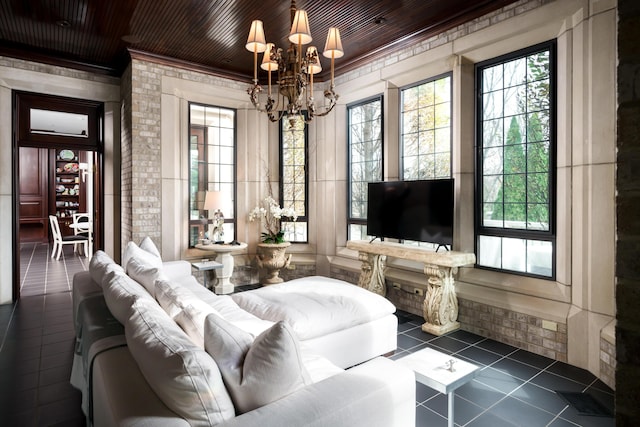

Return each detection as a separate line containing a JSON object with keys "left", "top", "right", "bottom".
{"left": 307, "top": 85, "right": 339, "bottom": 119}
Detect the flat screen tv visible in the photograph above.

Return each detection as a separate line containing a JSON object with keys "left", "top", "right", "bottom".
{"left": 366, "top": 179, "right": 454, "bottom": 248}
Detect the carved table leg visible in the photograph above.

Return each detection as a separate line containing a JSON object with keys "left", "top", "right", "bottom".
{"left": 356, "top": 252, "right": 387, "bottom": 296}
{"left": 421, "top": 264, "right": 460, "bottom": 335}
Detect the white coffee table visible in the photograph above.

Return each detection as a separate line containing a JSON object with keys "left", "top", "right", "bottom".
{"left": 396, "top": 347, "right": 480, "bottom": 427}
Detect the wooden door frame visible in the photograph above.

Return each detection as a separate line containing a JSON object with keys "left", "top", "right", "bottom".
{"left": 12, "top": 91, "right": 104, "bottom": 301}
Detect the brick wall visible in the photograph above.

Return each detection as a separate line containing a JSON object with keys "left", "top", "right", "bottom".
{"left": 330, "top": 265, "right": 568, "bottom": 362}
{"left": 279, "top": 263, "right": 317, "bottom": 282}
{"left": 0, "top": 56, "right": 117, "bottom": 84}
{"left": 600, "top": 336, "right": 616, "bottom": 391}
{"left": 458, "top": 298, "right": 567, "bottom": 362}
{"left": 120, "top": 65, "right": 133, "bottom": 249}
{"left": 129, "top": 60, "right": 162, "bottom": 246}
{"left": 616, "top": 0, "right": 640, "bottom": 422}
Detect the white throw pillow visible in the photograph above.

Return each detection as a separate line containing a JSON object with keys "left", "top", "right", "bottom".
{"left": 89, "top": 250, "right": 124, "bottom": 287}
{"left": 174, "top": 303, "right": 219, "bottom": 349}
{"left": 122, "top": 241, "right": 162, "bottom": 273}
{"left": 204, "top": 314, "right": 311, "bottom": 414}
{"left": 139, "top": 236, "right": 162, "bottom": 259}
{"left": 155, "top": 279, "right": 184, "bottom": 318}
{"left": 125, "top": 298, "right": 235, "bottom": 425}
{"left": 102, "top": 270, "right": 154, "bottom": 324}
{"left": 127, "top": 256, "right": 167, "bottom": 298}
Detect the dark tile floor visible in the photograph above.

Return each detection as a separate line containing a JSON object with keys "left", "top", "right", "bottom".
{"left": 1, "top": 243, "right": 88, "bottom": 426}
{"left": 392, "top": 313, "right": 615, "bottom": 426}
{"left": 0, "top": 243, "right": 615, "bottom": 426}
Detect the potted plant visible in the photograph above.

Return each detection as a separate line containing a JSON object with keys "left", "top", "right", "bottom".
{"left": 248, "top": 196, "right": 297, "bottom": 284}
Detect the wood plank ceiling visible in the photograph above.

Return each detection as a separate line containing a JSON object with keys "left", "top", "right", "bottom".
{"left": 0, "top": 0, "right": 518, "bottom": 82}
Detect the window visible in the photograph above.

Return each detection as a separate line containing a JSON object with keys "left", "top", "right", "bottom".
{"left": 401, "top": 73, "right": 452, "bottom": 180}
{"left": 188, "top": 103, "right": 236, "bottom": 247}
{"left": 476, "top": 41, "right": 556, "bottom": 278}
{"left": 280, "top": 115, "right": 308, "bottom": 242}
{"left": 348, "top": 96, "right": 383, "bottom": 240}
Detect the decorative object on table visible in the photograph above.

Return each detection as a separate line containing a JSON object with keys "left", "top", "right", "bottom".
{"left": 245, "top": 0, "right": 343, "bottom": 126}
{"left": 256, "top": 241, "right": 292, "bottom": 285}
{"left": 203, "top": 190, "right": 229, "bottom": 243}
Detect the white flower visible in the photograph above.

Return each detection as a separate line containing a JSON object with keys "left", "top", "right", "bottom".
{"left": 248, "top": 196, "right": 298, "bottom": 243}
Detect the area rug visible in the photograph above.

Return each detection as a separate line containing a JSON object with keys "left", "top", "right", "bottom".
{"left": 555, "top": 391, "right": 612, "bottom": 417}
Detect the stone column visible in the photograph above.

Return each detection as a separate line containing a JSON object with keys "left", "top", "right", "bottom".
{"left": 356, "top": 252, "right": 387, "bottom": 296}
{"left": 421, "top": 264, "right": 460, "bottom": 335}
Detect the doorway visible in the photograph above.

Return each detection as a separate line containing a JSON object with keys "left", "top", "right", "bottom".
{"left": 13, "top": 91, "right": 104, "bottom": 301}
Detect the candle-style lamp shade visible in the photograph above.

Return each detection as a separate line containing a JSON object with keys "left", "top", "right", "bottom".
{"left": 323, "top": 27, "right": 344, "bottom": 58}
{"left": 245, "top": 20, "right": 267, "bottom": 52}
{"left": 323, "top": 27, "right": 344, "bottom": 87}
{"left": 246, "top": 20, "right": 267, "bottom": 83}
{"left": 288, "top": 10, "right": 312, "bottom": 45}
{"left": 260, "top": 43, "right": 278, "bottom": 71}
{"left": 305, "top": 46, "right": 322, "bottom": 75}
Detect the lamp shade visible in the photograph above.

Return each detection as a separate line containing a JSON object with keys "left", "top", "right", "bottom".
{"left": 323, "top": 27, "right": 344, "bottom": 58}
{"left": 260, "top": 43, "right": 278, "bottom": 71}
{"left": 288, "top": 10, "right": 312, "bottom": 45}
{"left": 304, "top": 46, "right": 322, "bottom": 75}
{"left": 203, "top": 191, "right": 228, "bottom": 214}
{"left": 246, "top": 20, "right": 267, "bottom": 53}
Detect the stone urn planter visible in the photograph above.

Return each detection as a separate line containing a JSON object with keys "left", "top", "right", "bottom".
{"left": 256, "top": 242, "right": 291, "bottom": 285}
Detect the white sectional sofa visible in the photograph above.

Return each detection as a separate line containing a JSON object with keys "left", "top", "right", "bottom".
{"left": 71, "top": 239, "right": 416, "bottom": 427}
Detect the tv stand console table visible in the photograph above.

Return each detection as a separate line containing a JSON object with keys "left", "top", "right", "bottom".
{"left": 346, "top": 240, "right": 475, "bottom": 336}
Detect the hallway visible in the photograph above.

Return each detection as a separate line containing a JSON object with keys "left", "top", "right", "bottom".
{"left": 0, "top": 243, "right": 87, "bottom": 426}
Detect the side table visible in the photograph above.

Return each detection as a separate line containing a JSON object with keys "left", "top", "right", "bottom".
{"left": 191, "top": 260, "right": 223, "bottom": 290}
{"left": 395, "top": 347, "right": 480, "bottom": 427}
{"left": 195, "top": 242, "right": 247, "bottom": 294}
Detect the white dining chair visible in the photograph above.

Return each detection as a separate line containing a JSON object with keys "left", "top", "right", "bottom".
{"left": 72, "top": 213, "right": 91, "bottom": 255}
{"left": 49, "top": 215, "right": 89, "bottom": 260}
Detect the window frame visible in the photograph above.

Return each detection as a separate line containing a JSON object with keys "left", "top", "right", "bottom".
{"left": 347, "top": 95, "right": 384, "bottom": 241}
{"left": 474, "top": 40, "right": 557, "bottom": 279}
{"left": 399, "top": 72, "right": 453, "bottom": 181}
{"left": 279, "top": 114, "right": 309, "bottom": 243}
{"left": 187, "top": 102, "right": 237, "bottom": 248}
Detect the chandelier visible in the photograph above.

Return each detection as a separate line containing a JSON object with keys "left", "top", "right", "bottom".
{"left": 245, "top": 0, "right": 344, "bottom": 125}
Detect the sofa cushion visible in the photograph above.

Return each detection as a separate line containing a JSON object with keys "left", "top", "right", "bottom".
{"left": 126, "top": 298, "right": 235, "bottom": 426}
{"left": 139, "top": 236, "right": 162, "bottom": 259}
{"left": 231, "top": 276, "right": 396, "bottom": 340}
{"left": 155, "top": 279, "right": 185, "bottom": 318}
{"left": 174, "top": 303, "right": 218, "bottom": 349}
{"left": 127, "top": 256, "right": 167, "bottom": 298}
{"left": 122, "top": 241, "right": 162, "bottom": 273}
{"left": 204, "top": 314, "right": 311, "bottom": 414}
{"left": 155, "top": 279, "right": 205, "bottom": 318}
{"left": 89, "top": 250, "right": 124, "bottom": 288}
{"left": 103, "top": 270, "right": 154, "bottom": 324}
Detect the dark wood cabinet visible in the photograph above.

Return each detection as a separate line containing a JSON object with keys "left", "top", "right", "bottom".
{"left": 18, "top": 147, "right": 86, "bottom": 242}
{"left": 52, "top": 149, "right": 86, "bottom": 236}
{"left": 19, "top": 147, "right": 50, "bottom": 242}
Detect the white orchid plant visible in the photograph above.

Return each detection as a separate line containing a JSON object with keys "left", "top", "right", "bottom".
{"left": 248, "top": 196, "right": 298, "bottom": 243}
